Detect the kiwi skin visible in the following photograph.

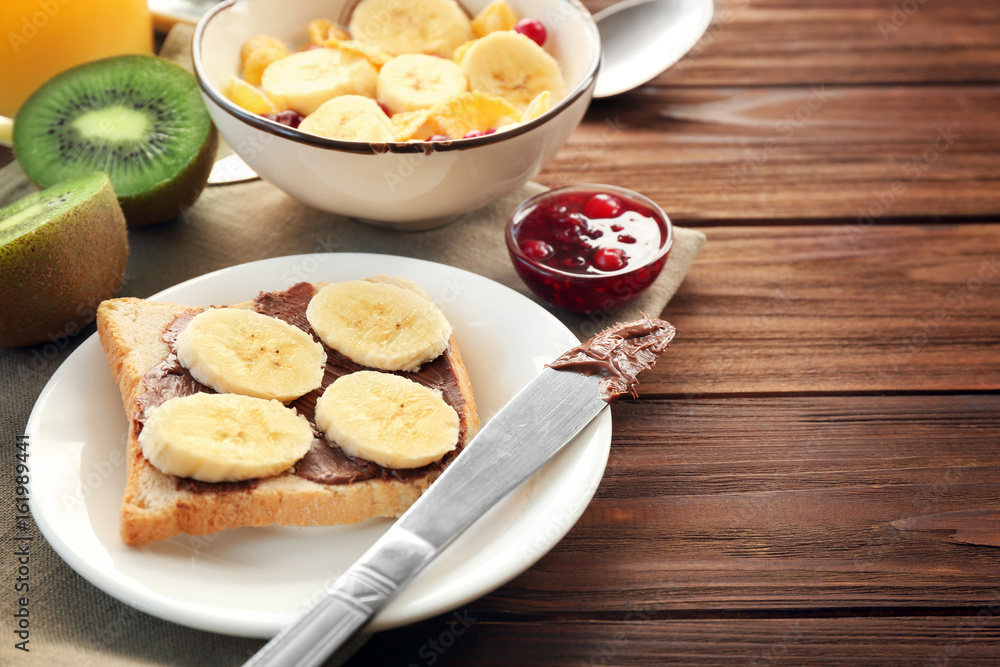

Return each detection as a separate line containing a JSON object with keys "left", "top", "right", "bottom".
{"left": 0, "top": 173, "right": 129, "bottom": 348}
{"left": 123, "top": 127, "right": 218, "bottom": 226}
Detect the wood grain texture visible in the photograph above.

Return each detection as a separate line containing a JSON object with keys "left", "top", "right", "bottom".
{"left": 894, "top": 509, "right": 1000, "bottom": 547}
{"left": 348, "top": 616, "right": 1000, "bottom": 667}
{"left": 540, "top": 86, "right": 1000, "bottom": 221}
{"left": 634, "top": 224, "right": 1000, "bottom": 396}
{"left": 582, "top": 0, "right": 1000, "bottom": 86}
{"left": 347, "top": 395, "right": 1000, "bottom": 665}
{"left": 479, "top": 396, "right": 1000, "bottom": 614}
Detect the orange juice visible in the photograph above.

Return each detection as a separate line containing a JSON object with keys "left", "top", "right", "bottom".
{"left": 0, "top": 0, "right": 153, "bottom": 117}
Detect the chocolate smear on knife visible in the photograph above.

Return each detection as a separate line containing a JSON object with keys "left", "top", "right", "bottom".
{"left": 892, "top": 509, "right": 1000, "bottom": 548}
{"left": 548, "top": 316, "right": 675, "bottom": 401}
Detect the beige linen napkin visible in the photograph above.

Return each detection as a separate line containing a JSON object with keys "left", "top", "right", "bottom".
{"left": 0, "top": 160, "right": 704, "bottom": 342}
{"left": 0, "top": 25, "right": 705, "bottom": 667}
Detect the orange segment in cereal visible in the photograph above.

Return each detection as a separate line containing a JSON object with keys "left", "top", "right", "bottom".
{"left": 520, "top": 90, "right": 551, "bottom": 123}
{"left": 391, "top": 109, "right": 436, "bottom": 142}
{"left": 471, "top": 1, "right": 519, "bottom": 38}
{"left": 322, "top": 38, "right": 394, "bottom": 70}
{"left": 308, "top": 18, "right": 350, "bottom": 45}
{"left": 243, "top": 46, "right": 290, "bottom": 86}
{"left": 240, "top": 35, "right": 289, "bottom": 65}
{"left": 428, "top": 91, "right": 520, "bottom": 139}
{"left": 226, "top": 77, "right": 279, "bottom": 115}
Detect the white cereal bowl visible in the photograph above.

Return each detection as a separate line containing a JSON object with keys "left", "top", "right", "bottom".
{"left": 193, "top": 0, "right": 601, "bottom": 230}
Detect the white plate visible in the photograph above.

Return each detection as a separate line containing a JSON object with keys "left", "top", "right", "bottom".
{"left": 26, "top": 254, "right": 611, "bottom": 638}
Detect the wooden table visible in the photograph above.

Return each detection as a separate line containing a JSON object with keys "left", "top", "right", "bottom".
{"left": 3, "top": 1, "right": 997, "bottom": 664}
{"left": 344, "top": 1, "right": 1000, "bottom": 664}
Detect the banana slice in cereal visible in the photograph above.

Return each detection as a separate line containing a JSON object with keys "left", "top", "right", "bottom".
{"left": 298, "top": 95, "right": 394, "bottom": 142}
{"left": 460, "top": 31, "right": 567, "bottom": 111}
{"left": 349, "top": 0, "right": 474, "bottom": 59}
{"left": 261, "top": 48, "right": 378, "bottom": 115}
{"left": 377, "top": 53, "right": 468, "bottom": 114}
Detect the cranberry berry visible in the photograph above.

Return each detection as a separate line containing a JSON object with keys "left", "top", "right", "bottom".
{"left": 515, "top": 18, "right": 548, "bottom": 47}
{"left": 592, "top": 248, "right": 627, "bottom": 272}
{"left": 584, "top": 193, "right": 623, "bottom": 219}
{"left": 266, "top": 110, "right": 305, "bottom": 129}
{"left": 522, "top": 239, "right": 553, "bottom": 260}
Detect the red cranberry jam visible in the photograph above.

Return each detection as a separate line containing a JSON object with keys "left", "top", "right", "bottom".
{"left": 506, "top": 185, "right": 672, "bottom": 314}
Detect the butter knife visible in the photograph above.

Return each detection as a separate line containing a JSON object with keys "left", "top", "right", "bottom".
{"left": 243, "top": 317, "right": 675, "bottom": 667}
{"left": 207, "top": 153, "right": 259, "bottom": 185}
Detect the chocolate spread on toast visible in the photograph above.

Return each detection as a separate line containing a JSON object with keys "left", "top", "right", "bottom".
{"left": 136, "top": 282, "right": 467, "bottom": 492}
{"left": 548, "top": 317, "right": 675, "bottom": 401}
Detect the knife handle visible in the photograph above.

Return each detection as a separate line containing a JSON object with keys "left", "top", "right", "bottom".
{"left": 244, "top": 528, "right": 436, "bottom": 667}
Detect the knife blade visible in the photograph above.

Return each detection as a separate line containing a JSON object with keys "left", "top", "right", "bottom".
{"left": 208, "top": 153, "right": 259, "bottom": 185}
{"left": 243, "top": 367, "right": 608, "bottom": 667}
{"left": 243, "top": 315, "right": 676, "bottom": 667}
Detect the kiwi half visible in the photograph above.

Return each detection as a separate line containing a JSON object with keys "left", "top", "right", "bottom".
{"left": 13, "top": 55, "right": 217, "bottom": 227}
{"left": 0, "top": 172, "right": 128, "bottom": 347}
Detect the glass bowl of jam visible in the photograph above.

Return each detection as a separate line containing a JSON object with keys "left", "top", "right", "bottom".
{"left": 505, "top": 184, "right": 673, "bottom": 314}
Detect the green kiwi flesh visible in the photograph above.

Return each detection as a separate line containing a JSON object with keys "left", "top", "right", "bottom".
{"left": 13, "top": 55, "right": 217, "bottom": 227}
{"left": 0, "top": 172, "right": 128, "bottom": 347}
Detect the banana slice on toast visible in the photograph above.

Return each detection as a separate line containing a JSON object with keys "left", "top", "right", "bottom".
{"left": 316, "top": 371, "right": 460, "bottom": 469}
{"left": 140, "top": 393, "right": 314, "bottom": 483}
{"left": 176, "top": 307, "right": 326, "bottom": 403}
{"left": 306, "top": 280, "right": 452, "bottom": 371}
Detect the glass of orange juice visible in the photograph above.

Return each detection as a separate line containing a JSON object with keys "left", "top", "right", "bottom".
{"left": 0, "top": 0, "right": 154, "bottom": 118}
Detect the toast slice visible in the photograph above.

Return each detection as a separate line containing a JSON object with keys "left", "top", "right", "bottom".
{"left": 96, "top": 277, "right": 479, "bottom": 546}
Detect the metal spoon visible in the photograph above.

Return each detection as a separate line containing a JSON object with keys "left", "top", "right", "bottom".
{"left": 593, "top": 0, "right": 714, "bottom": 98}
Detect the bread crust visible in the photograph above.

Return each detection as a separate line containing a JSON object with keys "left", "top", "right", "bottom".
{"left": 96, "top": 283, "right": 479, "bottom": 547}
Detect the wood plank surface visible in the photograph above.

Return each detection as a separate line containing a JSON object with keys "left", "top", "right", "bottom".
{"left": 542, "top": 86, "right": 1000, "bottom": 221}
{"left": 482, "top": 396, "right": 1000, "bottom": 614}
{"left": 351, "top": 616, "right": 1000, "bottom": 666}
{"left": 636, "top": 224, "right": 1000, "bottom": 396}
{"left": 583, "top": 0, "right": 1000, "bottom": 86}
{"left": 346, "top": 395, "right": 1000, "bottom": 665}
